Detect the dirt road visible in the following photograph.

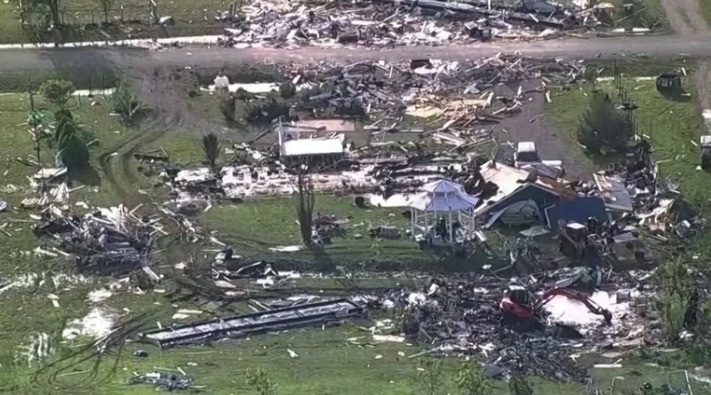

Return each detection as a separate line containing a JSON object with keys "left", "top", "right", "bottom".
{"left": 660, "top": 0, "right": 708, "bottom": 35}
{"left": 1, "top": 34, "right": 711, "bottom": 77}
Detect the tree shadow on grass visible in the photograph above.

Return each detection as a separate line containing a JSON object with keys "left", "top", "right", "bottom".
{"left": 659, "top": 89, "right": 692, "bottom": 103}
{"left": 69, "top": 164, "right": 102, "bottom": 187}
{"left": 308, "top": 246, "right": 337, "bottom": 273}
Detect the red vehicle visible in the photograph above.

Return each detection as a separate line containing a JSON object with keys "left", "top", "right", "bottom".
{"left": 500, "top": 285, "right": 612, "bottom": 324}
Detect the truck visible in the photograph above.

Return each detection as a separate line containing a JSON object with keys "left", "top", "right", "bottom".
{"left": 514, "top": 141, "right": 564, "bottom": 178}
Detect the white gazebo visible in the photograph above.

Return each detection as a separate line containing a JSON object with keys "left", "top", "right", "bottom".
{"left": 408, "top": 179, "right": 479, "bottom": 246}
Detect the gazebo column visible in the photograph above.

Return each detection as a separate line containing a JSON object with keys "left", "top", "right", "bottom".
{"left": 448, "top": 210, "right": 453, "bottom": 244}
{"left": 471, "top": 207, "right": 476, "bottom": 237}
{"left": 425, "top": 211, "right": 429, "bottom": 235}
{"left": 410, "top": 208, "right": 416, "bottom": 238}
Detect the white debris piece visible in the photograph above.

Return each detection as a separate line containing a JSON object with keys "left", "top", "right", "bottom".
{"left": 17, "top": 332, "right": 55, "bottom": 366}
{"left": 268, "top": 245, "right": 303, "bottom": 253}
{"left": 62, "top": 307, "right": 116, "bottom": 340}
{"left": 88, "top": 289, "right": 113, "bottom": 303}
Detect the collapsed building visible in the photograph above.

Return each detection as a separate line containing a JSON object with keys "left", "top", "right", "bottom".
{"left": 33, "top": 205, "right": 161, "bottom": 279}
{"left": 216, "top": 0, "right": 614, "bottom": 48}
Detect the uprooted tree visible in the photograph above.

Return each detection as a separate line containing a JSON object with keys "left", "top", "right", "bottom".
{"left": 219, "top": 93, "right": 237, "bottom": 122}
{"left": 202, "top": 132, "right": 220, "bottom": 167}
{"left": 40, "top": 79, "right": 75, "bottom": 109}
{"left": 111, "top": 82, "right": 144, "bottom": 124}
{"left": 54, "top": 109, "right": 90, "bottom": 171}
{"left": 295, "top": 167, "right": 315, "bottom": 246}
{"left": 577, "top": 91, "right": 634, "bottom": 154}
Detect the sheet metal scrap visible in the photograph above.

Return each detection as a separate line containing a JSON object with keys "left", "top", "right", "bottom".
{"left": 129, "top": 371, "right": 192, "bottom": 391}
{"left": 584, "top": 140, "right": 702, "bottom": 238}
{"left": 142, "top": 299, "right": 364, "bottom": 348}
{"left": 34, "top": 205, "right": 160, "bottom": 276}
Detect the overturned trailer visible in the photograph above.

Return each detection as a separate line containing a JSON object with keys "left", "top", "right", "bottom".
{"left": 143, "top": 299, "right": 364, "bottom": 348}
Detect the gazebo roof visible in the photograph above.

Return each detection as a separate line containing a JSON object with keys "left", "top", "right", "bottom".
{"left": 408, "top": 179, "right": 479, "bottom": 212}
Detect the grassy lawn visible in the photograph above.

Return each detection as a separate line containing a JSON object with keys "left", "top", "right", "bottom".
{"left": 0, "top": 0, "right": 231, "bottom": 44}
{"left": 0, "top": 69, "right": 118, "bottom": 94}
{"left": 5, "top": 315, "right": 710, "bottom": 394}
{"left": 3, "top": 85, "right": 711, "bottom": 395}
{"left": 546, "top": 79, "right": 710, "bottom": 255}
{"left": 702, "top": 0, "right": 711, "bottom": 28}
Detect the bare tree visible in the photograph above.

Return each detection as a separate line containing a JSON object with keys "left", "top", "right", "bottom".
{"left": 27, "top": 88, "right": 49, "bottom": 166}
{"left": 202, "top": 132, "right": 220, "bottom": 167}
{"left": 94, "top": 0, "right": 115, "bottom": 24}
{"left": 295, "top": 167, "right": 315, "bottom": 246}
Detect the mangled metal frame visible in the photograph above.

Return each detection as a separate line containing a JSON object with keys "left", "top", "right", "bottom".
{"left": 142, "top": 298, "right": 364, "bottom": 348}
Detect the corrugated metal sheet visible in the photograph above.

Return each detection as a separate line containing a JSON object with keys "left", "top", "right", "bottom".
{"left": 144, "top": 299, "right": 364, "bottom": 348}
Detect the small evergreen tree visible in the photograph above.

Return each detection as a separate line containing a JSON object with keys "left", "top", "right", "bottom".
{"left": 415, "top": 358, "right": 444, "bottom": 395}
{"left": 456, "top": 361, "right": 492, "bottom": 395}
{"left": 245, "top": 368, "right": 277, "bottom": 395}
{"left": 577, "top": 91, "right": 634, "bottom": 153}
{"left": 111, "top": 82, "right": 143, "bottom": 124}
{"left": 54, "top": 110, "right": 90, "bottom": 171}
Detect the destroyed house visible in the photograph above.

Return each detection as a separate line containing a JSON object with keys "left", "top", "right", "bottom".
{"left": 275, "top": 118, "right": 352, "bottom": 166}
{"left": 477, "top": 161, "right": 561, "bottom": 226}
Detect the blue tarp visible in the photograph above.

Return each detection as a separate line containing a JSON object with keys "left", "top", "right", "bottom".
{"left": 545, "top": 197, "right": 608, "bottom": 230}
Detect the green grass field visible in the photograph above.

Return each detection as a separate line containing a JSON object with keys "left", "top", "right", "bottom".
{"left": 0, "top": 0, "right": 231, "bottom": 44}
{"left": 2, "top": 76, "right": 711, "bottom": 395}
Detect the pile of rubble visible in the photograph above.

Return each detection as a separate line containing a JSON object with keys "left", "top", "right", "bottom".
{"left": 289, "top": 55, "right": 584, "bottom": 126}
{"left": 577, "top": 141, "right": 704, "bottom": 241}
{"left": 164, "top": 55, "right": 587, "bottom": 202}
{"left": 380, "top": 268, "right": 656, "bottom": 381}
{"left": 219, "top": 0, "right": 601, "bottom": 48}
{"left": 143, "top": 263, "right": 664, "bottom": 381}
{"left": 33, "top": 205, "right": 161, "bottom": 277}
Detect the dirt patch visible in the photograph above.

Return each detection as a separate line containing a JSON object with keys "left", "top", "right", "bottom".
{"left": 693, "top": 62, "right": 711, "bottom": 135}
{"left": 495, "top": 80, "right": 593, "bottom": 180}
{"left": 659, "top": 0, "right": 709, "bottom": 35}
{"left": 99, "top": 65, "right": 221, "bottom": 198}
